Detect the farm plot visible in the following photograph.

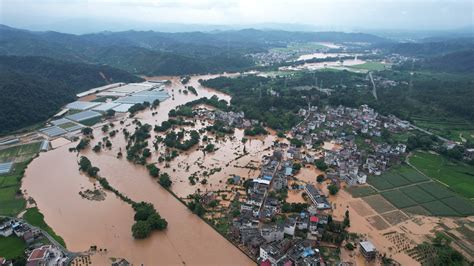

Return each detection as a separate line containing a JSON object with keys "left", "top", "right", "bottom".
{"left": 421, "top": 201, "right": 460, "bottom": 216}
{"left": 400, "top": 186, "right": 436, "bottom": 204}
{"left": 419, "top": 182, "right": 456, "bottom": 199}
{"left": 398, "top": 167, "right": 430, "bottom": 183}
{"left": 346, "top": 186, "right": 377, "bottom": 198}
{"left": 363, "top": 194, "right": 396, "bottom": 214}
{"left": 0, "top": 142, "right": 41, "bottom": 162}
{"left": 367, "top": 176, "right": 394, "bottom": 190}
{"left": 409, "top": 151, "right": 474, "bottom": 199}
{"left": 403, "top": 206, "right": 431, "bottom": 216}
{"left": 441, "top": 197, "right": 474, "bottom": 216}
{"left": 381, "top": 190, "right": 417, "bottom": 209}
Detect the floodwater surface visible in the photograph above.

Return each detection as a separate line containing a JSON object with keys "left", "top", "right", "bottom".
{"left": 22, "top": 74, "right": 255, "bottom": 265}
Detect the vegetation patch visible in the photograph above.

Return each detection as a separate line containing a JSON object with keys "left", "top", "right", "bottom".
{"left": 402, "top": 205, "right": 431, "bottom": 216}
{"left": 397, "top": 166, "right": 430, "bottom": 183}
{"left": 440, "top": 196, "right": 474, "bottom": 216}
{"left": 350, "top": 61, "right": 388, "bottom": 71}
{"left": 367, "top": 176, "right": 394, "bottom": 191}
{"left": 362, "top": 194, "right": 396, "bottom": 214}
{"left": 23, "top": 207, "right": 66, "bottom": 247}
{"left": 410, "top": 151, "right": 474, "bottom": 198}
{"left": 400, "top": 185, "right": 436, "bottom": 204}
{"left": 79, "top": 116, "right": 102, "bottom": 127}
{"left": 418, "top": 182, "right": 456, "bottom": 199}
{"left": 346, "top": 186, "right": 377, "bottom": 198}
{"left": 421, "top": 201, "right": 460, "bottom": 216}
{"left": 0, "top": 161, "right": 30, "bottom": 216}
{"left": 0, "top": 142, "right": 41, "bottom": 162}
{"left": 381, "top": 190, "right": 417, "bottom": 209}
{"left": 0, "top": 235, "right": 26, "bottom": 259}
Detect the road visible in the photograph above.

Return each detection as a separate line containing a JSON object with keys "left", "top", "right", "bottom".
{"left": 409, "top": 124, "right": 450, "bottom": 143}
{"left": 258, "top": 161, "right": 282, "bottom": 215}
{"left": 369, "top": 72, "right": 377, "bottom": 100}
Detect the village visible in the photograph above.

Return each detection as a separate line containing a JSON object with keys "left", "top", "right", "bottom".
{"left": 0, "top": 217, "right": 70, "bottom": 265}
{"left": 187, "top": 103, "right": 413, "bottom": 265}
{"left": 1, "top": 74, "right": 472, "bottom": 265}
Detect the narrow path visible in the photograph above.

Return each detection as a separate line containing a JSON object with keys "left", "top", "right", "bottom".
{"left": 369, "top": 72, "right": 377, "bottom": 100}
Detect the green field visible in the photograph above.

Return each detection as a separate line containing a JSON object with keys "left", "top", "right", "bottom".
{"left": 400, "top": 186, "right": 436, "bottom": 203}
{"left": 441, "top": 197, "right": 474, "bottom": 216}
{"left": 0, "top": 142, "right": 41, "bottom": 162}
{"left": 421, "top": 201, "right": 459, "bottom": 216}
{"left": 80, "top": 116, "right": 102, "bottom": 126}
{"left": 350, "top": 61, "right": 388, "bottom": 71}
{"left": 270, "top": 42, "right": 328, "bottom": 53}
{"left": 381, "top": 190, "right": 417, "bottom": 208}
{"left": 412, "top": 115, "right": 474, "bottom": 143}
{"left": 409, "top": 151, "right": 474, "bottom": 199}
{"left": 58, "top": 122, "right": 78, "bottom": 130}
{"left": 23, "top": 207, "right": 66, "bottom": 247}
{"left": 0, "top": 236, "right": 26, "bottom": 259}
{"left": 364, "top": 159, "right": 474, "bottom": 217}
{"left": 346, "top": 186, "right": 377, "bottom": 198}
{"left": 367, "top": 164, "right": 428, "bottom": 191}
{"left": 0, "top": 161, "right": 30, "bottom": 216}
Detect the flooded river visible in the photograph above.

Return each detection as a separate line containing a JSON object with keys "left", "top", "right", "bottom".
{"left": 22, "top": 74, "right": 256, "bottom": 265}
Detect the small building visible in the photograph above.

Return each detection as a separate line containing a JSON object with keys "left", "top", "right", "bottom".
{"left": 360, "top": 241, "right": 376, "bottom": 260}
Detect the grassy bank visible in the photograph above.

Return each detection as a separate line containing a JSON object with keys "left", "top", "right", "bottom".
{"left": 23, "top": 207, "right": 66, "bottom": 248}
{"left": 0, "top": 235, "right": 26, "bottom": 259}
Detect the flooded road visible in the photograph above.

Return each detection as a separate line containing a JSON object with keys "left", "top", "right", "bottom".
{"left": 22, "top": 74, "right": 255, "bottom": 265}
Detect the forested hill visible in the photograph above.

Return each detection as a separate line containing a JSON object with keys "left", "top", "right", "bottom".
{"left": 378, "top": 37, "right": 474, "bottom": 57}
{"left": 0, "top": 25, "right": 389, "bottom": 76}
{"left": 0, "top": 56, "right": 143, "bottom": 134}
{"left": 422, "top": 50, "right": 474, "bottom": 73}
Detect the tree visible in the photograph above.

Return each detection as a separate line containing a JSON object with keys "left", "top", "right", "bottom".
{"left": 132, "top": 220, "right": 151, "bottom": 239}
{"left": 203, "top": 143, "right": 215, "bottom": 153}
{"left": 101, "top": 125, "right": 109, "bottom": 132}
{"left": 159, "top": 173, "right": 172, "bottom": 188}
{"left": 343, "top": 210, "right": 350, "bottom": 228}
{"left": 147, "top": 213, "right": 168, "bottom": 230}
{"left": 316, "top": 174, "right": 325, "bottom": 183}
{"left": 328, "top": 184, "right": 339, "bottom": 195}
{"left": 81, "top": 127, "right": 93, "bottom": 135}
{"left": 315, "top": 159, "right": 328, "bottom": 171}
{"left": 146, "top": 164, "right": 160, "bottom": 178}
{"left": 345, "top": 242, "right": 355, "bottom": 250}
{"left": 105, "top": 109, "right": 116, "bottom": 117}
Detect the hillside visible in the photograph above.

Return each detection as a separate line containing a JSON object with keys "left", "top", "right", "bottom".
{"left": 0, "top": 56, "right": 143, "bottom": 134}
{"left": 0, "top": 25, "right": 389, "bottom": 76}
{"left": 423, "top": 50, "right": 474, "bottom": 73}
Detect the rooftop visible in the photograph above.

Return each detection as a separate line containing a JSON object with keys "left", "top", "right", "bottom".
{"left": 360, "top": 241, "right": 376, "bottom": 252}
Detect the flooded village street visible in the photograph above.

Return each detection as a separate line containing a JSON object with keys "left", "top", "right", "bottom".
{"left": 22, "top": 74, "right": 257, "bottom": 265}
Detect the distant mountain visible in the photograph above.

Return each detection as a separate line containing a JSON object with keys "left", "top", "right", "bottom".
{"left": 379, "top": 37, "right": 474, "bottom": 57}
{"left": 422, "top": 50, "right": 474, "bottom": 73}
{"left": 0, "top": 55, "right": 143, "bottom": 134}
{"left": 0, "top": 25, "right": 389, "bottom": 76}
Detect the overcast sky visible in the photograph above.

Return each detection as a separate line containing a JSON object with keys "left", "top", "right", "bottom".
{"left": 1, "top": 0, "right": 472, "bottom": 33}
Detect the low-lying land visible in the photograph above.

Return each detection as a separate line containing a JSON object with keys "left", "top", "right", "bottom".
{"left": 351, "top": 161, "right": 474, "bottom": 217}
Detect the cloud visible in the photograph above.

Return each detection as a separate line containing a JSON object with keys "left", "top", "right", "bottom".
{"left": 1, "top": 0, "right": 472, "bottom": 31}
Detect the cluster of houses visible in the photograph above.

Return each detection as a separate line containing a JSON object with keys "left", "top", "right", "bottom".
{"left": 195, "top": 109, "right": 260, "bottom": 129}
{"left": 0, "top": 218, "right": 68, "bottom": 265}
{"left": 292, "top": 104, "right": 409, "bottom": 186}
{"left": 227, "top": 148, "right": 338, "bottom": 265}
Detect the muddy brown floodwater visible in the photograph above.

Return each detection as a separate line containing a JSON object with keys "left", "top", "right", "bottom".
{"left": 22, "top": 74, "right": 255, "bottom": 265}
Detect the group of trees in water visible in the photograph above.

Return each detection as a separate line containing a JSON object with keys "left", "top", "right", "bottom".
{"left": 78, "top": 156, "right": 168, "bottom": 239}
{"left": 163, "top": 130, "right": 200, "bottom": 151}
{"left": 131, "top": 202, "right": 168, "bottom": 239}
